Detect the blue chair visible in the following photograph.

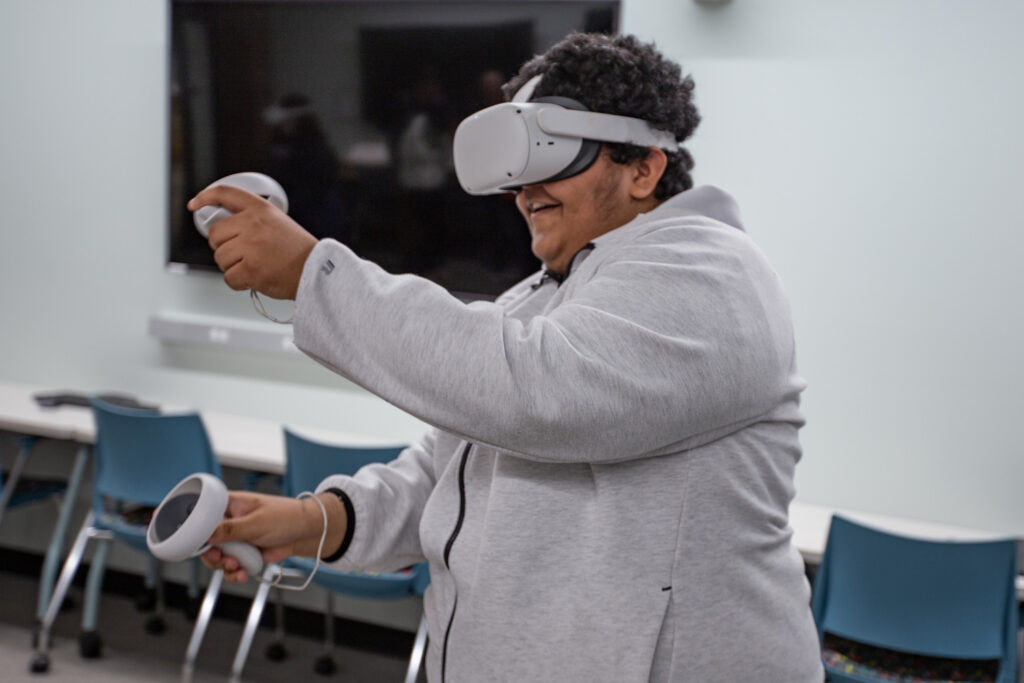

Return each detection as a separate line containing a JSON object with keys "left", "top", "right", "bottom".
{"left": 811, "top": 515, "right": 1019, "bottom": 683}
{"left": 30, "top": 399, "right": 222, "bottom": 674}
{"left": 0, "top": 435, "right": 67, "bottom": 526}
{"left": 226, "top": 429, "right": 428, "bottom": 683}
{"left": 1, "top": 435, "right": 89, "bottom": 639}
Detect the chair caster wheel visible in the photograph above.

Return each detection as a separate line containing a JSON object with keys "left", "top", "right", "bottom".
{"left": 264, "top": 642, "right": 288, "bottom": 661}
{"left": 314, "top": 655, "right": 336, "bottom": 675}
{"left": 144, "top": 616, "right": 167, "bottom": 635}
{"left": 29, "top": 653, "right": 50, "bottom": 673}
{"left": 135, "top": 587, "right": 157, "bottom": 612}
{"left": 79, "top": 631, "right": 103, "bottom": 659}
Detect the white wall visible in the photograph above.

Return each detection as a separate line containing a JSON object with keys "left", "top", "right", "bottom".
{"left": 627, "top": 0, "right": 1024, "bottom": 533}
{"left": 0, "top": 0, "right": 1021, "bottom": 549}
{"left": 0, "top": 1, "right": 429, "bottom": 445}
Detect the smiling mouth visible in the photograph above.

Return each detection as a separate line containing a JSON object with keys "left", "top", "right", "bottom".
{"left": 529, "top": 202, "right": 559, "bottom": 216}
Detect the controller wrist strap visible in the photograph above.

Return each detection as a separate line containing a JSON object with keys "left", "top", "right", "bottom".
{"left": 250, "top": 289, "right": 293, "bottom": 325}
{"left": 260, "top": 491, "right": 326, "bottom": 591}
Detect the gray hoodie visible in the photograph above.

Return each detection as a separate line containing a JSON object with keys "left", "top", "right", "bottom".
{"left": 297, "top": 186, "right": 823, "bottom": 682}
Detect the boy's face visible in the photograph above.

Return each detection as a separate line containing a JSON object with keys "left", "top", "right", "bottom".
{"left": 514, "top": 151, "right": 639, "bottom": 275}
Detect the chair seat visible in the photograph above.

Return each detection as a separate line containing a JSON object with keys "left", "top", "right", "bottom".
{"left": 823, "top": 634, "right": 999, "bottom": 683}
{"left": 288, "top": 557, "right": 418, "bottom": 599}
{"left": 97, "top": 506, "right": 155, "bottom": 554}
{"left": 31, "top": 400, "right": 223, "bottom": 673}
{"left": 1, "top": 474, "right": 65, "bottom": 507}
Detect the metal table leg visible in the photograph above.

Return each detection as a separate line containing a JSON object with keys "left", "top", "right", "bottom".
{"left": 35, "top": 444, "right": 90, "bottom": 621}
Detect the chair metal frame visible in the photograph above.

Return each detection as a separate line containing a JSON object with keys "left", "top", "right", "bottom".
{"left": 30, "top": 399, "right": 222, "bottom": 674}
{"left": 1, "top": 434, "right": 90, "bottom": 634}
{"left": 185, "top": 428, "right": 427, "bottom": 683}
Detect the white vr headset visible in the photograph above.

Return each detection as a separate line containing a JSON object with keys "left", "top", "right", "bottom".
{"left": 453, "top": 75, "right": 679, "bottom": 195}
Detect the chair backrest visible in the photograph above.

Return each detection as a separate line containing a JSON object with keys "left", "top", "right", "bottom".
{"left": 811, "top": 515, "right": 1019, "bottom": 675}
{"left": 281, "top": 428, "right": 406, "bottom": 497}
{"left": 282, "top": 429, "right": 426, "bottom": 598}
{"left": 90, "top": 399, "right": 221, "bottom": 508}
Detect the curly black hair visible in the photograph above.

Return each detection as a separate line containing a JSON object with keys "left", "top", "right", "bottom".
{"left": 503, "top": 33, "right": 700, "bottom": 199}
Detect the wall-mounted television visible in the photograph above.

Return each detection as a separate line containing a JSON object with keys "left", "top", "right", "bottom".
{"left": 169, "top": 0, "right": 620, "bottom": 299}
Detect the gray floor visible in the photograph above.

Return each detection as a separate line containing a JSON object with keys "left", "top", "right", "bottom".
{"left": 0, "top": 569, "right": 412, "bottom": 682}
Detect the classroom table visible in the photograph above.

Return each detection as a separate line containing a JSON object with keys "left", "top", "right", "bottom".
{"left": 1, "top": 380, "right": 1022, "bottom": 600}
{"left": 0, "top": 380, "right": 399, "bottom": 623}
{"left": 0, "top": 381, "right": 398, "bottom": 474}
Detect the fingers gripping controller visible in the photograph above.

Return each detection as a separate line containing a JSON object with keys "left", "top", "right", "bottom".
{"left": 146, "top": 473, "right": 264, "bottom": 576}
{"left": 191, "top": 172, "right": 294, "bottom": 324}
{"left": 193, "top": 172, "right": 289, "bottom": 238}
{"left": 215, "top": 541, "right": 265, "bottom": 577}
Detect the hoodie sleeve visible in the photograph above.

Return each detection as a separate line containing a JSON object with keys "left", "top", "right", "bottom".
{"left": 315, "top": 429, "right": 439, "bottom": 572}
{"left": 293, "top": 220, "right": 802, "bottom": 464}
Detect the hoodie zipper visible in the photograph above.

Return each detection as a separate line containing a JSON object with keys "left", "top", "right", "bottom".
{"left": 441, "top": 441, "right": 472, "bottom": 683}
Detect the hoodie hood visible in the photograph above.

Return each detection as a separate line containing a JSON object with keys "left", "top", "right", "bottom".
{"left": 656, "top": 184, "right": 745, "bottom": 232}
{"left": 590, "top": 185, "right": 746, "bottom": 256}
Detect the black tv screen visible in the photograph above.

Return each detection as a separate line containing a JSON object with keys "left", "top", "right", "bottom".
{"left": 169, "top": 0, "right": 620, "bottom": 299}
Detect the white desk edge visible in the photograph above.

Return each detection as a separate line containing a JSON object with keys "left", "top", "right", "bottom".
{"left": 2, "top": 381, "right": 1022, "bottom": 595}
{"left": 0, "top": 381, "right": 402, "bottom": 476}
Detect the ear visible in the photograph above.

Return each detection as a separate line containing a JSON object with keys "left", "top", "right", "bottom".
{"left": 628, "top": 147, "right": 668, "bottom": 201}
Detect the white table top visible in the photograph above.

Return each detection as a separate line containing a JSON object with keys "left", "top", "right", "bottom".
{"left": 2, "top": 380, "right": 1020, "bottom": 595}
{"left": 0, "top": 382, "right": 95, "bottom": 442}
{"left": 788, "top": 501, "right": 1014, "bottom": 564}
{"left": 0, "top": 381, "right": 400, "bottom": 475}
{"left": 201, "top": 411, "right": 404, "bottom": 473}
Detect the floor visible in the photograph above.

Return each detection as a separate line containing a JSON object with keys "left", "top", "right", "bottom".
{"left": 0, "top": 568, "right": 415, "bottom": 683}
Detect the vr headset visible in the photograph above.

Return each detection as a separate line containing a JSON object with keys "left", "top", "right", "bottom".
{"left": 453, "top": 75, "right": 679, "bottom": 195}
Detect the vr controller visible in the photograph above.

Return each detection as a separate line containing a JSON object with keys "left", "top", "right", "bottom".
{"left": 193, "top": 172, "right": 289, "bottom": 238}
{"left": 146, "top": 473, "right": 264, "bottom": 576}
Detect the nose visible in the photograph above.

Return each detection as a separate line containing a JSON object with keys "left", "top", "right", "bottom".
{"left": 518, "top": 184, "right": 546, "bottom": 200}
